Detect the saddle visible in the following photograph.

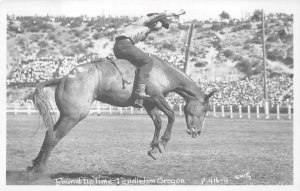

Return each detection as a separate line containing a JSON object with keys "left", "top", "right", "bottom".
{"left": 92, "top": 57, "right": 131, "bottom": 89}
{"left": 102, "top": 57, "right": 145, "bottom": 106}
{"left": 105, "top": 57, "right": 131, "bottom": 89}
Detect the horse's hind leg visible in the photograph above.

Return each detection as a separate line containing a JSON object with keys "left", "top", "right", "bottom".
{"left": 28, "top": 70, "right": 98, "bottom": 172}
{"left": 28, "top": 114, "right": 85, "bottom": 172}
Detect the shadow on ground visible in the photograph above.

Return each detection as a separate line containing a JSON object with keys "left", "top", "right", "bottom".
{"left": 6, "top": 170, "right": 145, "bottom": 185}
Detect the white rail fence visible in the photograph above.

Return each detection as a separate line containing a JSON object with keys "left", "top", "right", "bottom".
{"left": 7, "top": 101, "right": 293, "bottom": 120}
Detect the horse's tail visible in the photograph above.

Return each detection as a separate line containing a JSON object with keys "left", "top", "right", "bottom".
{"left": 33, "top": 78, "right": 61, "bottom": 136}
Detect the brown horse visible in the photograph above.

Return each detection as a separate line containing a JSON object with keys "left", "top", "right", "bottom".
{"left": 27, "top": 55, "right": 215, "bottom": 172}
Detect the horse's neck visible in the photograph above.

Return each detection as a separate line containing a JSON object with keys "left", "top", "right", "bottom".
{"left": 175, "top": 81, "right": 203, "bottom": 102}
{"left": 152, "top": 55, "right": 204, "bottom": 102}
{"left": 171, "top": 67, "right": 204, "bottom": 102}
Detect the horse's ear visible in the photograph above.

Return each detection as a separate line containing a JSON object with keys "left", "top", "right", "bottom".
{"left": 204, "top": 90, "right": 216, "bottom": 102}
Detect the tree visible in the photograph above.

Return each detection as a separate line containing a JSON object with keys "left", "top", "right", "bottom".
{"left": 219, "top": 11, "right": 230, "bottom": 22}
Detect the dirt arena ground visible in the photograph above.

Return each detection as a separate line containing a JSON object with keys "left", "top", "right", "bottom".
{"left": 6, "top": 114, "right": 293, "bottom": 185}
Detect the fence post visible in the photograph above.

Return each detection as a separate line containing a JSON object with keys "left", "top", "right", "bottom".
{"left": 140, "top": 108, "right": 143, "bottom": 114}
{"left": 256, "top": 105, "right": 260, "bottom": 119}
{"left": 213, "top": 104, "right": 216, "bottom": 117}
{"left": 277, "top": 104, "right": 280, "bottom": 119}
{"left": 179, "top": 104, "right": 182, "bottom": 116}
{"left": 120, "top": 107, "right": 122, "bottom": 115}
{"left": 131, "top": 107, "right": 134, "bottom": 115}
{"left": 229, "top": 105, "right": 233, "bottom": 118}
{"left": 27, "top": 103, "right": 31, "bottom": 115}
{"left": 239, "top": 105, "right": 242, "bottom": 118}
{"left": 109, "top": 105, "right": 112, "bottom": 115}
{"left": 248, "top": 105, "right": 251, "bottom": 119}
{"left": 97, "top": 102, "right": 101, "bottom": 116}
{"left": 288, "top": 105, "right": 292, "bottom": 119}
{"left": 14, "top": 103, "right": 17, "bottom": 115}
{"left": 221, "top": 105, "right": 224, "bottom": 118}
{"left": 264, "top": 101, "right": 269, "bottom": 119}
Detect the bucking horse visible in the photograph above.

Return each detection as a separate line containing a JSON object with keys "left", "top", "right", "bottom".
{"left": 27, "top": 55, "right": 215, "bottom": 173}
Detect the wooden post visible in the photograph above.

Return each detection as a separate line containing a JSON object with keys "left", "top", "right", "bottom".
{"left": 277, "top": 104, "right": 280, "bottom": 119}
{"left": 229, "top": 105, "right": 233, "bottom": 118}
{"left": 140, "top": 108, "right": 143, "bottom": 114}
{"left": 239, "top": 105, "right": 242, "bottom": 118}
{"left": 184, "top": 20, "right": 195, "bottom": 75}
{"left": 27, "top": 103, "right": 31, "bottom": 115}
{"left": 256, "top": 105, "right": 260, "bottom": 119}
{"left": 262, "top": 9, "right": 269, "bottom": 119}
{"left": 14, "top": 103, "right": 17, "bottom": 115}
{"left": 109, "top": 105, "right": 112, "bottom": 115}
{"left": 265, "top": 101, "right": 269, "bottom": 119}
{"left": 221, "top": 105, "right": 224, "bottom": 118}
{"left": 120, "top": 107, "right": 122, "bottom": 115}
{"left": 213, "top": 104, "right": 216, "bottom": 117}
{"left": 288, "top": 105, "right": 292, "bottom": 119}
{"left": 97, "top": 102, "right": 101, "bottom": 116}
{"left": 248, "top": 105, "right": 251, "bottom": 119}
{"left": 262, "top": 9, "right": 267, "bottom": 100}
{"left": 130, "top": 107, "right": 133, "bottom": 115}
{"left": 179, "top": 104, "right": 182, "bottom": 116}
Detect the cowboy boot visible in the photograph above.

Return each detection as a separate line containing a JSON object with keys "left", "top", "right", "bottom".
{"left": 135, "top": 83, "right": 150, "bottom": 99}
{"left": 134, "top": 84, "right": 150, "bottom": 106}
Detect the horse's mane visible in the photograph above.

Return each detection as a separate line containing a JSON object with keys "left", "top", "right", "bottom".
{"left": 150, "top": 54, "right": 196, "bottom": 82}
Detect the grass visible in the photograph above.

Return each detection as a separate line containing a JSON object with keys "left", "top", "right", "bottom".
{"left": 6, "top": 115, "right": 293, "bottom": 185}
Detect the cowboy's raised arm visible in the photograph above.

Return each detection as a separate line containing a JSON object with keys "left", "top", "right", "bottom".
{"left": 144, "top": 10, "right": 185, "bottom": 29}
{"left": 117, "top": 16, "right": 161, "bottom": 44}
{"left": 117, "top": 10, "right": 185, "bottom": 44}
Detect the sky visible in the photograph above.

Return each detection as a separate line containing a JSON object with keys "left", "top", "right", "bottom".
{"left": 1, "top": 0, "right": 299, "bottom": 21}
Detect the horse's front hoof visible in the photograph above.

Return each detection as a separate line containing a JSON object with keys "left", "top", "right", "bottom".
{"left": 148, "top": 145, "right": 161, "bottom": 160}
{"left": 147, "top": 150, "right": 157, "bottom": 160}
{"left": 157, "top": 143, "right": 165, "bottom": 153}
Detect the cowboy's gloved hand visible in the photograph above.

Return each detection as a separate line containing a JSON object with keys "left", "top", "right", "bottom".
{"left": 144, "top": 13, "right": 165, "bottom": 27}
{"left": 151, "top": 21, "right": 163, "bottom": 31}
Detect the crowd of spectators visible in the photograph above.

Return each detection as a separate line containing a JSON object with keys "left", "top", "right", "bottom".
{"left": 7, "top": 54, "right": 293, "bottom": 108}
{"left": 197, "top": 76, "right": 293, "bottom": 107}
{"left": 155, "top": 51, "right": 185, "bottom": 70}
{"left": 8, "top": 54, "right": 99, "bottom": 84}
{"left": 155, "top": 51, "right": 293, "bottom": 108}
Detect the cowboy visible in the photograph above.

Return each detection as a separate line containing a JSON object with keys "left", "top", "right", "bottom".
{"left": 113, "top": 11, "right": 184, "bottom": 105}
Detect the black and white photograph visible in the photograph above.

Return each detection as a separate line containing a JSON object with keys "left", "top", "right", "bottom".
{"left": 1, "top": 0, "right": 299, "bottom": 190}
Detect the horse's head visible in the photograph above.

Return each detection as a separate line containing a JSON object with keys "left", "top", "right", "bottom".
{"left": 184, "top": 91, "right": 215, "bottom": 138}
